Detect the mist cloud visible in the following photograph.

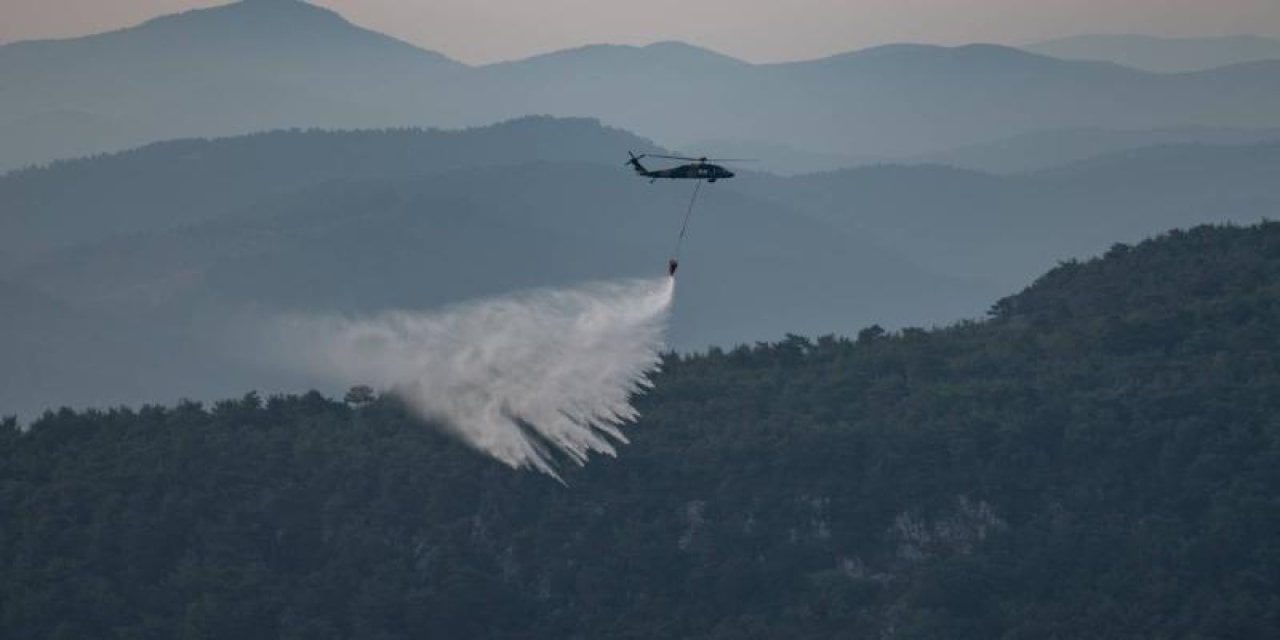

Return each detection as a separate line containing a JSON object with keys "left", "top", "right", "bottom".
{"left": 268, "top": 277, "right": 675, "bottom": 478}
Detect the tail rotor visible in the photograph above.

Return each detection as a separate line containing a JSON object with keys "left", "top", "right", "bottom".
{"left": 625, "top": 151, "right": 649, "bottom": 174}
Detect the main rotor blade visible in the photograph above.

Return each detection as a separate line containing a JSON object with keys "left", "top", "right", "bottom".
{"left": 649, "top": 154, "right": 758, "bottom": 163}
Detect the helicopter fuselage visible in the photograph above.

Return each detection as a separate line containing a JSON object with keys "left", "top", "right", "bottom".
{"left": 642, "top": 163, "right": 734, "bottom": 182}
{"left": 627, "top": 154, "right": 736, "bottom": 182}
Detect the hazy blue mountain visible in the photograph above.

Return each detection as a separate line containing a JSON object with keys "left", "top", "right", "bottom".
{"left": 5, "top": 120, "right": 1279, "bottom": 416}
{"left": 9, "top": 121, "right": 1277, "bottom": 304}
{"left": 728, "top": 44, "right": 1280, "bottom": 155}
{"left": 0, "top": 119, "right": 988, "bottom": 416}
{"left": 690, "top": 126, "right": 1280, "bottom": 176}
{"left": 0, "top": 0, "right": 467, "bottom": 170}
{"left": 494, "top": 40, "right": 748, "bottom": 73}
{"left": 9, "top": 161, "right": 980, "bottom": 346}
{"left": 736, "top": 142, "right": 1280, "bottom": 289}
{"left": 915, "top": 125, "right": 1280, "bottom": 174}
{"left": 1027, "top": 34, "right": 1280, "bottom": 73}
{"left": 475, "top": 41, "right": 1280, "bottom": 158}
{"left": 0, "top": 116, "right": 661, "bottom": 259}
{"left": 5, "top": 0, "right": 1280, "bottom": 171}
{"left": 465, "top": 41, "right": 756, "bottom": 144}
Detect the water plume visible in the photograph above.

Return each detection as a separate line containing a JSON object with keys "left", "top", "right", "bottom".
{"left": 269, "top": 277, "right": 675, "bottom": 478}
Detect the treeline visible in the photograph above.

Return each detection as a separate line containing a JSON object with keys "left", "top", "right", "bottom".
{"left": 3, "top": 223, "right": 1279, "bottom": 639}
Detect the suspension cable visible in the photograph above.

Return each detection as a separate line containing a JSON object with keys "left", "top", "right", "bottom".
{"left": 671, "top": 179, "right": 704, "bottom": 261}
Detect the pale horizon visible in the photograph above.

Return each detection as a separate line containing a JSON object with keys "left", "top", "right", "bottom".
{"left": 0, "top": 0, "right": 1278, "bottom": 64}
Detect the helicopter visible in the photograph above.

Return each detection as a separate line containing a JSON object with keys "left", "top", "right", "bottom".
{"left": 627, "top": 151, "right": 754, "bottom": 277}
{"left": 626, "top": 152, "right": 746, "bottom": 183}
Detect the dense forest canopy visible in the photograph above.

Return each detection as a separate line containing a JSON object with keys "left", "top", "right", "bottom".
{"left": 3, "top": 222, "right": 1278, "bottom": 638}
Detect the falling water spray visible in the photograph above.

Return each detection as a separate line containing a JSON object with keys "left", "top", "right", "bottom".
{"left": 267, "top": 277, "right": 675, "bottom": 478}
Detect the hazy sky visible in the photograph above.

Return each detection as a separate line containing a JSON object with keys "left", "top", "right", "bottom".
{"left": 2, "top": 0, "right": 1278, "bottom": 63}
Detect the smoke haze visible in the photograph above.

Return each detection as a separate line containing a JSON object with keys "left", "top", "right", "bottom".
{"left": 268, "top": 277, "right": 675, "bottom": 478}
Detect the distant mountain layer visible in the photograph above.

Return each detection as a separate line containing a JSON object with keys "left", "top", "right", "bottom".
{"left": 0, "top": 118, "right": 985, "bottom": 416}
{"left": 0, "top": 116, "right": 662, "bottom": 259}
{"left": 3, "top": 118, "right": 1279, "bottom": 415}
{"left": 915, "top": 126, "right": 1280, "bottom": 174}
{"left": 0, "top": 0, "right": 464, "bottom": 171}
{"left": 3, "top": 222, "right": 1278, "bottom": 639}
{"left": 1026, "top": 34, "right": 1280, "bottom": 73}
{"left": 737, "top": 141, "right": 1280, "bottom": 289}
{"left": 4, "top": 0, "right": 1280, "bottom": 171}
{"left": 686, "top": 126, "right": 1280, "bottom": 176}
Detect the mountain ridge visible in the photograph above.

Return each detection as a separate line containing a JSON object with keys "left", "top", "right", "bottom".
{"left": 1026, "top": 33, "right": 1280, "bottom": 73}
{"left": 788, "top": 42, "right": 1118, "bottom": 72}
{"left": 0, "top": 118, "right": 996, "bottom": 416}
{"left": 5, "top": 1, "right": 1280, "bottom": 171}
{"left": 4, "top": 120, "right": 1278, "bottom": 418}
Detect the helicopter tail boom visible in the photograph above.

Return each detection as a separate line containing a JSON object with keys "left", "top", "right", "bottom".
{"left": 626, "top": 151, "right": 652, "bottom": 176}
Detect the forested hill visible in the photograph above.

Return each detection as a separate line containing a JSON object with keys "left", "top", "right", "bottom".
{"left": 0, "top": 117, "right": 661, "bottom": 258}
{"left": 3, "top": 223, "right": 1279, "bottom": 639}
